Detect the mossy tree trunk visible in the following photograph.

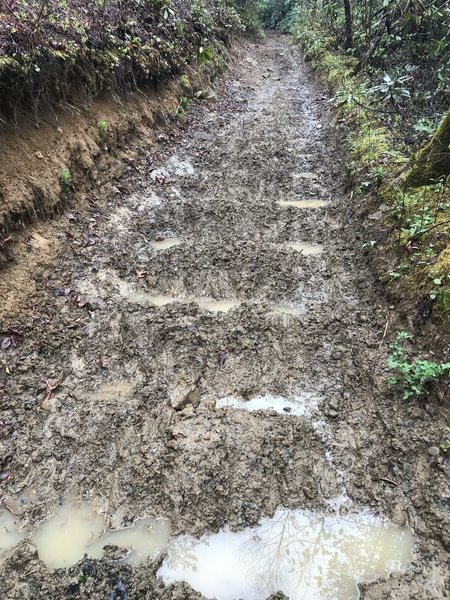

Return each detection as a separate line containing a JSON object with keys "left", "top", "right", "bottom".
{"left": 404, "top": 108, "right": 450, "bottom": 187}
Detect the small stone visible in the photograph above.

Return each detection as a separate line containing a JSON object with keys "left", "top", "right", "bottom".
{"left": 170, "top": 386, "right": 200, "bottom": 411}
{"left": 331, "top": 351, "right": 343, "bottom": 360}
{"left": 428, "top": 446, "right": 440, "bottom": 457}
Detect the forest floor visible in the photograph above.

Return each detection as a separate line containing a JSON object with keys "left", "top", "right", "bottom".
{"left": 0, "top": 33, "right": 449, "bottom": 599}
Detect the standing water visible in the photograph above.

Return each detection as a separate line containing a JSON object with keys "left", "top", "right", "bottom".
{"left": 158, "top": 508, "right": 414, "bottom": 600}
{"left": 31, "top": 502, "right": 170, "bottom": 569}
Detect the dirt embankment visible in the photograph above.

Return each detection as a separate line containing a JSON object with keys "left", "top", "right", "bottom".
{"left": 0, "top": 33, "right": 449, "bottom": 600}
{"left": 0, "top": 59, "right": 225, "bottom": 268}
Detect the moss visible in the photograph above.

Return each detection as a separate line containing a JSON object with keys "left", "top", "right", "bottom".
{"left": 404, "top": 109, "right": 450, "bottom": 187}
{"left": 180, "top": 74, "right": 191, "bottom": 90}
{"left": 351, "top": 124, "right": 391, "bottom": 169}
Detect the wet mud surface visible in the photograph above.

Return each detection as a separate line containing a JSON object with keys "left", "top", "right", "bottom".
{"left": 0, "top": 34, "right": 449, "bottom": 599}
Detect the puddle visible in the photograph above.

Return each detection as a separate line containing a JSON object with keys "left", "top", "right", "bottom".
{"left": 197, "top": 300, "right": 240, "bottom": 313}
{"left": 87, "top": 381, "right": 135, "bottom": 402}
{"left": 216, "top": 394, "right": 318, "bottom": 416}
{"left": 137, "top": 294, "right": 179, "bottom": 307}
{"left": 89, "top": 517, "right": 171, "bottom": 567}
{"left": 285, "top": 242, "right": 324, "bottom": 255}
{"left": 149, "top": 239, "right": 182, "bottom": 251}
{"left": 158, "top": 508, "right": 415, "bottom": 600}
{"left": 32, "top": 502, "right": 170, "bottom": 569}
{"left": 271, "top": 303, "right": 307, "bottom": 317}
{"left": 32, "top": 502, "right": 105, "bottom": 569}
{"left": 0, "top": 511, "right": 26, "bottom": 559}
{"left": 277, "top": 200, "right": 329, "bottom": 208}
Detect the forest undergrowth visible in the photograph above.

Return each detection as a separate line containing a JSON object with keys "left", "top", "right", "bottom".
{"left": 0, "top": 0, "right": 261, "bottom": 123}
{"left": 263, "top": 0, "right": 450, "bottom": 367}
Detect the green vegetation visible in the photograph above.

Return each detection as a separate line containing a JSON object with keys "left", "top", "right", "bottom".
{"left": 0, "top": 0, "right": 262, "bottom": 123}
{"left": 261, "top": 0, "right": 450, "bottom": 325}
{"left": 175, "top": 95, "right": 190, "bottom": 118}
{"left": 98, "top": 120, "right": 108, "bottom": 137}
{"left": 388, "top": 332, "right": 450, "bottom": 400}
{"left": 59, "top": 169, "right": 72, "bottom": 192}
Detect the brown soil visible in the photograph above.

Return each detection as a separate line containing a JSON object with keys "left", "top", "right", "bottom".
{"left": 0, "top": 33, "right": 449, "bottom": 599}
{"left": 0, "top": 61, "right": 220, "bottom": 266}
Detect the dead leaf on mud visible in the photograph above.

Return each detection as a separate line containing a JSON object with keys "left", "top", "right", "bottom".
{"left": 0, "top": 234, "right": 13, "bottom": 245}
{"left": 53, "top": 288, "right": 72, "bottom": 297}
{"left": 42, "top": 379, "right": 61, "bottom": 405}
{"left": 98, "top": 356, "right": 109, "bottom": 369}
{"left": 70, "top": 295, "right": 87, "bottom": 308}
{"left": 1, "top": 337, "right": 12, "bottom": 350}
{"left": 217, "top": 350, "right": 228, "bottom": 367}
{"left": 95, "top": 298, "right": 107, "bottom": 310}
{"left": 83, "top": 234, "right": 96, "bottom": 247}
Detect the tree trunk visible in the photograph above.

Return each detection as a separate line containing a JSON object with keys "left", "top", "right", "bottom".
{"left": 343, "top": 0, "right": 353, "bottom": 49}
{"left": 404, "top": 109, "right": 450, "bottom": 187}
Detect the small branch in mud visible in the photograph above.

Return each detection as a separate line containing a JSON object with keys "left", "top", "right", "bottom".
{"left": 379, "top": 317, "right": 389, "bottom": 347}
{"left": 41, "top": 378, "right": 61, "bottom": 404}
{"left": 377, "top": 476, "right": 399, "bottom": 486}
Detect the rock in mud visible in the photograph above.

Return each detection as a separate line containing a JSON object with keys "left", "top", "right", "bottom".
{"left": 170, "top": 385, "right": 201, "bottom": 411}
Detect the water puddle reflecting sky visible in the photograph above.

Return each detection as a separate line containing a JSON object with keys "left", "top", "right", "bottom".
{"left": 216, "top": 393, "right": 318, "bottom": 417}
{"left": 285, "top": 242, "right": 324, "bottom": 255}
{"left": 149, "top": 239, "right": 182, "bottom": 250}
{"left": 158, "top": 508, "right": 414, "bottom": 600}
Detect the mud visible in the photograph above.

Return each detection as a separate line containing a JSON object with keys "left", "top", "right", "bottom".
{"left": 0, "top": 34, "right": 449, "bottom": 599}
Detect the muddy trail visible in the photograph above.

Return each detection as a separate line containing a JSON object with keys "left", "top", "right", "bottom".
{"left": 0, "top": 34, "right": 449, "bottom": 600}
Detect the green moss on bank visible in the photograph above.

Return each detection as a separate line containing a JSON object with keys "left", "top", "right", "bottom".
{"left": 291, "top": 21, "right": 450, "bottom": 326}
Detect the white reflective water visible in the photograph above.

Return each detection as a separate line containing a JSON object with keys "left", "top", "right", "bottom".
{"left": 216, "top": 393, "right": 318, "bottom": 417}
{"left": 158, "top": 508, "right": 414, "bottom": 600}
{"left": 32, "top": 502, "right": 170, "bottom": 569}
{"left": 197, "top": 300, "right": 241, "bottom": 313}
{"left": 0, "top": 511, "right": 26, "bottom": 559}
{"left": 277, "top": 200, "right": 329, "bottom": 208}
{"left": 286, "top": 242, "right": 324, "bottom": 255}
{"left": 149, "top": 239, "right": 182, "bottom": 250}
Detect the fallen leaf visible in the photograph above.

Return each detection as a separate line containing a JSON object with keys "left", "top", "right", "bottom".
{"left": 95, "top": 298, "right": 107, "bottom": 310}
{"left": 1, "top": 338, "right": 11, "bottom": 350}
{"left": 98, "top": 356, "right": 109, "bottom": 369}
{"left": 83, "top": 234, "right": 96, "bottom": 247}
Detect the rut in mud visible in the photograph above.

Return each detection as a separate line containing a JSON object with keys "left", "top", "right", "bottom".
{"left": 0, "top": 34, "right": 449, "bottom": 599}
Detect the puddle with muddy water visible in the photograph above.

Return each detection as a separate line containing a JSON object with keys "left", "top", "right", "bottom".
{"left": 32, "top": 502, "right": 170, "bottom": 569}
{"left": 158, "top": 508, "right": 415, "bottom": 600}
{"left": 277, "top": 200, "right": 329, "bottom": 208}
{"left": 149, "top": 239, "right": 182, "bottom": 251}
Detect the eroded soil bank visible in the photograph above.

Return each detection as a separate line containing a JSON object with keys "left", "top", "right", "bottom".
{"left": 0, "top": 34, "right": 449, "bottom": 599}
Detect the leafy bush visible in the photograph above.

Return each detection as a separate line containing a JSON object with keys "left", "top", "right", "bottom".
{"left": 388, "top": 331, "right": 450, "bottom": 399}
